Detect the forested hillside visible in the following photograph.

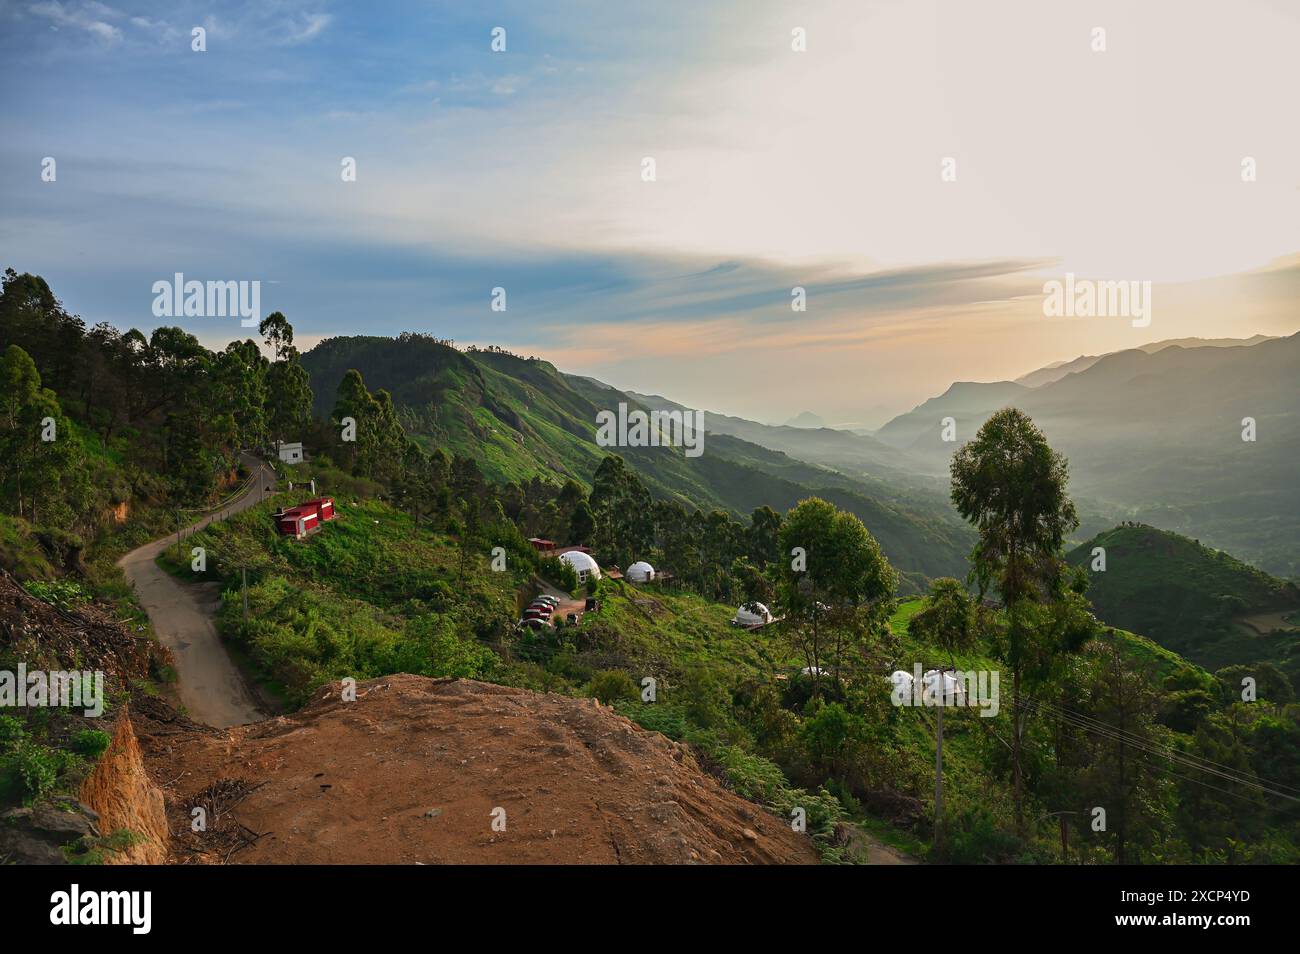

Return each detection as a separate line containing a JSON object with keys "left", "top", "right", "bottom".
{"left": 1067, "top": 525, "right": 1300, "bottom": 680}
{"left": 301, "top": 334, "right": 973, "bottom": 592}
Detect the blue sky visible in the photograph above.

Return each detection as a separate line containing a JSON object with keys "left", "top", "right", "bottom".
{"left": 2, "top": 0, "right": 1298, "bottom": 425}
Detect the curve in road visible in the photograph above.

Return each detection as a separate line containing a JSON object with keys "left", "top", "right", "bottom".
{"left": 118, "top": 454, "right": 274, "bottom": 728}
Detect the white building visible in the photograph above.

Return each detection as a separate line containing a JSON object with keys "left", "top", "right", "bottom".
{"left": 559, "top": 550, "right": 602, "bottom": 584}
{"left": 277, "top": 441, "right": 304, "bottom": 465}
{"left": 627, "top": 561, "right": 655, "bottom": 583}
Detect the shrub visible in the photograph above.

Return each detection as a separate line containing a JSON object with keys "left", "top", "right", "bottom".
{"left": 539, "top": 556, "right": 579, "bottom": 593}
{"left": 22, "top": 578, "right": 91, "bottom": 610}
{"left": 800, "top": 700, "right": 869, "bottom": 780}
{"left": 0, "top": 742, "right": 60, "bottom": 803}
{"left": 588, "top": 669, "right": 639, "bottom": 704}
{"left": 0, "top": 715, "right": 25, "bottom": 752}
{"left": 939, "top": 806, "right": 1025, "bottom": 863}
{"left": 709, "top": 743, "right": 845, "bottom": 862}
{"left": 680, "top": 666, "right": 732, "bottom": 731}
{"left": 71, "top": 729, "right": 112, "bottom": 760}
{"left": 617, "top": 701, "right": 690, "bottom": 740}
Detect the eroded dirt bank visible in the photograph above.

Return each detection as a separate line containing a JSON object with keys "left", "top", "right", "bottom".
{"left": 79, "top": 712, "right": 169, "bottom": 864}
{"left": 141, "top": 675, "right": 820, "bottom": 865}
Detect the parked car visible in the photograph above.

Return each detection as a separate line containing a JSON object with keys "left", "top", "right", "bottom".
{"left": 533, "top": 595, "right": 560, "bottom": 607}
{"left": 518, "top": 617, "right": 549, "bottom": 631}
{"left": 527, "top": 603, "right": 553, "bottom": 617}
{"left": 523, "top": 608, "right": 549, "bottom": 621}
{"left": 566, "top": 612, "right": 579, "bottom": 625}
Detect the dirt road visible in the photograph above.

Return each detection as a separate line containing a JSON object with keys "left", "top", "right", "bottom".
{"left": 118, "top": 454, "right": 274, "bottom": 728}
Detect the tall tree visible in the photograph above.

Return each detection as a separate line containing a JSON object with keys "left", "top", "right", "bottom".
{"left": 589, "top": 455, "right": 653, "bottom": 567}
{"left": 0, "top": 345, "right": 78, "bottom": 522}
{"left": 258, "top": 311, "right": 295, "bottom": 361}
{"left": 776, "top": 497, "right": 897, "bottom": 697}
{"left": 332, "top": 368, "right": 378, "bottom": 474}
{"left": 259, "top": 311, "right": 313, "bottom": 446}
{"left": 949, "top": 407, "right": 1079, "bottom": 835}
{"left": 950, "top": 408, "right": 1078, "bottom": 605}
{"left": 1075, "top": 635, "right": 1170, "bottom": 863}
{"left": 748, "top": 505, "right": 782, "bottom": 569}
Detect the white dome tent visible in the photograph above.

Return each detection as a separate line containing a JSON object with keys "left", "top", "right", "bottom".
{"left": 890, "top": 668, "right": 966, "bottom": 706}
{"left": 559, "top": 550, "right": 602, "bottom": 584}
{"left": 626, "top": 561, "right": 655, "bottom": 583}
{"left": 923, "top": 669, "right": 966, "bottom": 705}
{"left": 732, "top": 601, "right": 773, "bottom": 628}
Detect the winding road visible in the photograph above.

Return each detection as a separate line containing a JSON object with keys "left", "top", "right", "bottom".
{"left": 118, "top": 454, "right": 274, "bottom": 728}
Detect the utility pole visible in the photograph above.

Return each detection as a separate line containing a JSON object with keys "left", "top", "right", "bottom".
{"left": 932, "top": 666, "right": 964, "bottom": 856}
{"left": 174, "top": 510, "right": 182, "bottom": 560}
{"left": 935, "top": 684, "right": 945, "bottom": 855}
{"left": 1037, "top": 811, "right": 1079, "bottom": 864}
{"left": 241, "top": 566, "right": 249, "bottom": 623}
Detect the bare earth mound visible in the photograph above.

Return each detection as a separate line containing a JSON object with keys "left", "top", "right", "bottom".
{"left": 141, "top": 675, "right": 819, "bottom": 865}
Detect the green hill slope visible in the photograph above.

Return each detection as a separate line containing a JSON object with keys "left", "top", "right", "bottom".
{"left": 301, "top": 335, "right": 973, "bottom": 591}
{"left": 1066, "top": 525, "right": 1300, "bottom": 678}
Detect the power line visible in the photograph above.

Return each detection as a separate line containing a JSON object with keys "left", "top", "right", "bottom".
{"left": 1006, "top": 693, "right": 1300, "bottom": 805}
{"left": 1029, "top": 693, "right": 1300, "bottom": 798}
{"left": 1017, "top": 693, "right": 1300, "bottom": 800}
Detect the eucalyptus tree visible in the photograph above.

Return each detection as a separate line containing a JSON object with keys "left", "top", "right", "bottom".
{"left": 950, "top": 407, "right": 1079, "bottom": 835}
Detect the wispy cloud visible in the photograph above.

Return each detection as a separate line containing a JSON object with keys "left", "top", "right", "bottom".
{"left": 28, "top": 0, "right": 123, "bottom": 42}
{"left": 280, "top": 11, "right": 332, "bottom": 46}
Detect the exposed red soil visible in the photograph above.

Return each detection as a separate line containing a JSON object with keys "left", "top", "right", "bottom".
{"left": 140, "top": 675, "right": 819, "bottom": 865}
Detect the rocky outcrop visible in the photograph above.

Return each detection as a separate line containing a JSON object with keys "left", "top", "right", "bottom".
{"left": 0, "top": 796, "right": 101, "bottom": 864}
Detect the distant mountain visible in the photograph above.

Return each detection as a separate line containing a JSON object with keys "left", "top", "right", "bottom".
{"left": 784, "top": 411, "right": 825, "bottom": 428}
{"left": 1014, "top": 354, "right": 1106, "bottom": 388}
{"left": 1013, "top": 334, "right": 1276, "bottom": 388}
{"left": 301, "top": 335, "right": 973, "bottom": 592}
{"left": 875, "top": 334, "right": 1300, "bottom": 576}
{"left": 622, "top": 389, "right": 933, "bottom": 489}
{"left": 1068, "top": 525, "right": 1300, "bottom": 681}
{"left": 873, "top": 380, "right": 1031, "bottom": 455}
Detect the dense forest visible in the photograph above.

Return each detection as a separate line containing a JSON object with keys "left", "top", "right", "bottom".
{"left": 2, "top": 268, "right": 1298, "bottom": 864}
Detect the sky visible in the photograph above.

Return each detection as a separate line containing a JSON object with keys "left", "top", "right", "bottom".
{"left": 2, "top": 0, "right": 1297, "bottom": 427}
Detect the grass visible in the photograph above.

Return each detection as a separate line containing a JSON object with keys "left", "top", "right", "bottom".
{"left": 570, "top": 578, "right": 796, "bottom": 681}
{"left": 155, "top": 494, "right": 528, "bottom": 705}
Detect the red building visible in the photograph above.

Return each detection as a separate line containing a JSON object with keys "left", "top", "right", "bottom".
{"left": 274, "top": 497, "right": 335, "bottom": 539}
{"left": 303, "top": 497, "right": 335, "bottom": 521}
{"left": 527, "top": 538, "right": 593, "bottom": 559}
